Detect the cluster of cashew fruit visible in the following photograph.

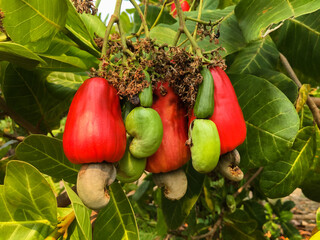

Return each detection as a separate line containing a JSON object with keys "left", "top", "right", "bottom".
{"left": 62, "top": 66, "right": 246, "bottom": 211}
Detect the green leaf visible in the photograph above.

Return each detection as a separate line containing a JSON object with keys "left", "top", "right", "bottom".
{"left": 0, "top": 42, "right": 45, "bottom": 68}
{"left": 243, "top": 200, "right": 266, "bottom": 228}
{"left": 271, "top": 10, "right": 320, "bottom": 86}
{"left": 202, "top": 0, "right": 219, "bottom": 10}
{"left": 260, "top": 126, "right": 316, "bottom": 198}
{"left": 0, "top": 185, "right": 54, "bottom": 239}
{"left": 300, "top": 172, "right": 320, "bottom": 202}
{"left": 16, "top": 134, "right": 80, "bottom": 184}
{"left": 310, "top": 127, "right": 320, "bottom": 173}
{"left": 38, "top": 54, "right": 91, "bottom": 72}
{"left": 228, "top": 36, "right": 279, "bottom": 74}
{"left": 94, "top": 182, "right": 139, "bottom": 240}
{"left": 161, "top": 162, "right": 205, "bottom": 230}
{"left": 222, "top": 209, "right": 262, "bottom": 240}
{"left": 80, "top": 13, "right": 107, "bottom": 38}
{"left": 235, "top": 0, "right": 320, "bottom": 42}
{"left": 0, "top": 0, "right": 67, "bottom": 52}
{"left": 4, "top": 160, "right": 58, "bottom": 223}
{"left": 45, "top": 71, "right": 86, "bottom": 100}
{"left": 150, "top": 26, "right": 177, "bottom": 46}
{"left": 255, "top": 69, "right": 298, "bottom": 103}
{"left": 2, "top": 64, "right": 71, "bottom": 132}
{"left": 64, "top": 183, "right": 92, "bottom": 240}
{"left": 230, "top": 74, "right": 300, "bottom": 168}
{"left": 65, "top": 0, "right": 100, "bottom": 57}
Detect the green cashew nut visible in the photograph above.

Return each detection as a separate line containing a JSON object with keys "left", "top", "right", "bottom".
{"left": 117, "top": 138, "right": 146, "bottom": 183}
{"left": 189, "top": 119, "right": 220, "bottom": 173}
{"left": 139, "top": 70, "right": 153, "bottom": 107}
{"left": 193, "top": 67, "right": 214, "bottom": 119}
{"left": 125, "top": 107, "right": 163, "bottom": 158}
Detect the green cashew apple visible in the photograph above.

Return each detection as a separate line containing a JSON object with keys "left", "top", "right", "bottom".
{"left": 117, "top": 138, "right": 146, "bottom": 183}
{"left": 125, "top": 107, "right": 163, "bottom": 158}
{"left": 189, "top": 119, "right": 220, "bottom": 173}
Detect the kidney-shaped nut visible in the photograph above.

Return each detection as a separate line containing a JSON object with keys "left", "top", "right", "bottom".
{"left": 217, "top": 149, "right": 244, "bottom": 182}
{"left": 77, "top": 162, "right": 116, "bottom": 210}
{"left": 125, "top": 107, "right": 163, "bottom": 159}
{"left": 152, "top": 168, "right": 187, "bottom": 200}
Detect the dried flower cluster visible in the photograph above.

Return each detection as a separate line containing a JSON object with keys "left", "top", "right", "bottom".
{"left": 95, "top": 36, "right": 225, "bottom": 110}
{"left": 71, "top": 0, "right": 97, "bottom": 15}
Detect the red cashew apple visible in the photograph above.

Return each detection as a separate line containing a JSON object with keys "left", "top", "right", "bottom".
{"left": 171, "top": 0, "right": 190, "bottom": 18}
{"left": 189, "top": 67, "right": 247, "bottom": 155}
{"left": 63, "top": 77, "right": 126, "bottom": 210}
{"left": 147, "top": 82, "right": 190, "bottom": 200}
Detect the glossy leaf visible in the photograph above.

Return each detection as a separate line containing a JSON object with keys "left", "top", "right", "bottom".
{"left": 16, "top": 134, "right": 80, "bottom": 184}
{"left": 64, "top": 183, "right": 92, "bottom": 240}
{"left": 93, "top": 182, "right": 139, "bottom": 240}
{"left": 222, "top": 209, "right": 263, "bottom": 240}
{"left": 0, "top": 185, "right": 54, "bottom": 240}
{"left": 235, "top": 0, "right": 320, "bottom": 42}
{"left": 161, "top": 162, "right": 205, "bottom": 230}
{"left": 260, "top": 126, "right": 316, "bottom": 198}
{"left": 271, "top": 10, "right": 320, "bottom": 86}
{"left": 45, "top": 71, "right": 86, "bottom": 100}
{"left": 38, "top": 54, "right": 91, "bottom": 72}
{"left": 255, "top": 70, "right": 298, "bottom": 103}
{"left": 80, "top": 13, "right": 107, "bottom": 38}
{"left": 65, "top": 0, "right": 100, "bottom": 56}
{"left": 2, "top": 64, "right": 71, "bottom": 132}
{"left": 0, "top": 42, "right": 45, "bottom": 68}
{"left": 0, "top": 0, "right": 67, "bottom": 52}
{"left": 4, "top": 160, "right": 57, "bottom": 223}
{"left": 230, "top": 74, "right": 300, "bottom": 169}
{"left": 228, "top": 36, "right": 279, "bottom": 74}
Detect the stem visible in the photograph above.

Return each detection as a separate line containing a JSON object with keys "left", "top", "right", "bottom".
{"left": 192, "top": 0, "right": 203, "bottom": 42}
{"left": 99, "top": 0, "right": 123, "bottom": 71}
{"left": 192, "top": 167, "right": 264, "bottom": 239}
{"left": 151, "top": 0, "right": 168, "bottom": 30}
{"left": 129, "top": 0, "right": 150, "bottom": 38}
{"left": 173, "top": 0, "right": 203, "bottom": 58}
{"left": 233, "top": 167, "right": 263, "bottom": 198}
{"left": 311, "top": 97, "right": 320, "bottom": 108}
{"left": 185, "top": 16, "right": 224, "bottom": 26}
{"left": 280, "top": 53, "right": 320, "bottom": 129}
{"left": 0, "top": 131, "right": 24, "bottom": 142}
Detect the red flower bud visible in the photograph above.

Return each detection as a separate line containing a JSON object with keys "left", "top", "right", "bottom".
{"left": 171, "top": 0, "right": 190, "bottom": 18}
{"left": 190, "top": 67, "right": 246, "bottom": 155}
{"left": 146, "top": 83, "right": 190, "bottom": 173}
{"left": 63, "top": 77, "right": 126, "bottom": 164}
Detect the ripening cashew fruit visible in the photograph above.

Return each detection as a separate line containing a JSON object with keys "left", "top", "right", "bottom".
{"left": 125, "top": 106, "right": 163, "bottom": 159}
{"left": 217, "top": 149, "right": 244, "bottom": 182}
{"left": 63, "top": 77, "right": 126, "bottom": 210}
{"left": 193, "top": 67, "right": 214, "bottom": 119}
{"left": 146, "top": 83, "right": 190, "bottom": 200}
{"left": 146, "top": 82, "right": 190, "bottom": 173}
{"left": 116, "top": 138, "right": 147, "bottom": 183}
{"left": 189, "top": 119, "right": 220, "bottom": 173}
{"left": 139, "top": 70, "right": 153, "bottom": 107}
{"left": 189, "top": 67, "right": 246, "bottom": 155}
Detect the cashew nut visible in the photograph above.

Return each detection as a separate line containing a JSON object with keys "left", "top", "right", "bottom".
{"left": 77, "top": 162, "right": 116, "bottom": 210}
{"left": 152, "top": 168, "right": 188, "bottom": 200}
{"left": 217, "top": 149, "right": 244, "bottom": 182}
